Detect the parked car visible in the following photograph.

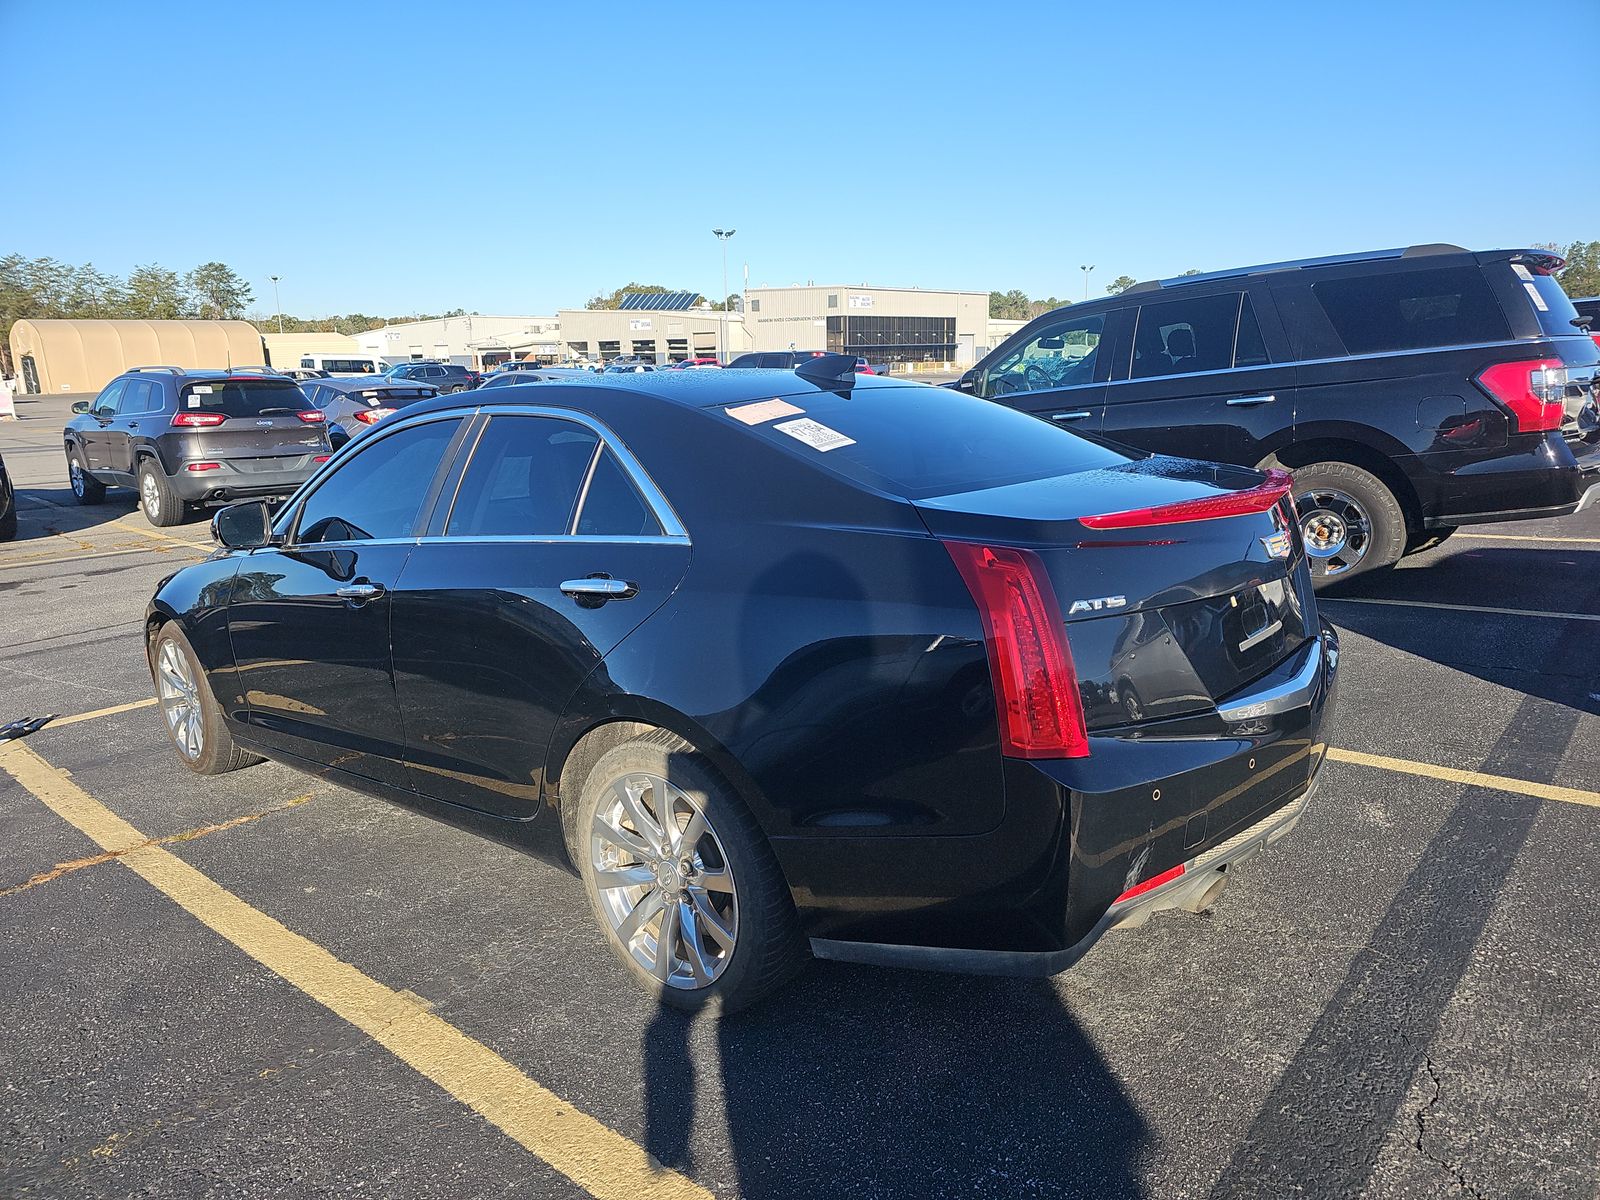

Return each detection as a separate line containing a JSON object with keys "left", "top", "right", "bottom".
{"left": 300, "top": 376, "right": 439, "bottom": 448}
{"left": 728, "top": 350, "right": 882, "bottom": 375}
{"left": 298, "top": 354, "right": 382, "bottom": 376}
{"left": 668, "top": 357, "right": 722, "bottom": 369}
{"left": 0, "top": 451, "right": 16, "bottom": 541}
{"left": 958, "top": 245, "right": 1600, "bottom": 582}
{"left": 65, "top": 367, "right": 331, "bottom": 526}
{"left": 488, "top": 360, "right": 553, "bottom": 375}
{"left": 603, "top": 362, "right": 656, "bottom": 374}
{"left": 281, "top": 368, "right": 330, "bottom": 382}
{"left": 385, "top": 361, "right": 480, "bottom": 392}
{"left": 146, "top": 357, "right": 1337, "bottom": 1010}
{"left": 1573, "top": 297, "right": 1599, "bottom": 351}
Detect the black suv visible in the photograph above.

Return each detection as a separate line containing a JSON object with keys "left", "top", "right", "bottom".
{"left": 728, "top": 350, "right": 884, "bottom": 374}
{"left": 384, "top": 361, "right": 480, "bottom": 392}
{"left": 64, "top": 367, "right": 332, "bottom": 526}
{"left": 959, "top": 245, "right": 1600, "bottom": 582}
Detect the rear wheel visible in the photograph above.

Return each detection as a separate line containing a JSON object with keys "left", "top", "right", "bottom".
{"left": 1290, "top": 461, "right": 1406, "bottom": 585}
{"left": 151, "top": 624, "right": 261, "bottom": 775}
{"left": 575, "top": 730, "right": 806, "bottom": 1012}
{"left": 1404, "top": 526, "right": 1456, "bottom": 556}
{"left": 68, "top": 450, "right": 107, "bottom": 505}
{"left": 138, "top": 459, "right": 186, "bottom": 527}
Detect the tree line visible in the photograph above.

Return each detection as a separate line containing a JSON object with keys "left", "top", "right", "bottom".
{"left": 989, "top": 241, "right": 1599, "bottom": 320}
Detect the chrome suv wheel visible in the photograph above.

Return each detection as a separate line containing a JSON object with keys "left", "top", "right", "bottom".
{"left": 1296, "top": 487, "right": 1372, "bottom": 580}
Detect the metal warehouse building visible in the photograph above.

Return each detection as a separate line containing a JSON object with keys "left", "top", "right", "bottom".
{"left": 8, "top": 319, "right": 267, "bottom": 395}
{"left": 743, "top": 285, "right": 990, "bottom": 366}
{"left": 557, "top": 292, "right": 750, "bottom": 364}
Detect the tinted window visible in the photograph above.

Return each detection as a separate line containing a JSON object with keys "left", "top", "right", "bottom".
{"left": 980, "top": 312, "right": 1104, "bottom": 398}
{"left": 576, "top": 449, "right": 662, "bottom": 537}
{"left": 1234, "top": 295, "right": 1270, "bottom": 367}
{"left": 1510, "top": 267, "right": 1584, "bottom": 338}
{"left": 446, "top": 416, "right": 599, "bottom": 537}
{"left": 179, "top": 379, "right": 311, "bottom": 418}
{"left": 1132, "top": 293, "right": 1240, "bottom": 378}
{"left": 734, "top": 383, "right": 1133, "bottom": 501}
{"left": 93, "top": 379, "right": 127, "bottom": 416}
{"left": 295, "top": 418, "right": 461, "bottom": 544}
{"left": 1313, "top": 266, "right": 1510, "bottom": 354}
{"left": 122, "top": 379, "right": 159, "bottom": 415}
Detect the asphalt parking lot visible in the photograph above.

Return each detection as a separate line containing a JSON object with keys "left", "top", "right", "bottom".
{"left": 2, "top": 392, "right": 1597, "bottom": 1199}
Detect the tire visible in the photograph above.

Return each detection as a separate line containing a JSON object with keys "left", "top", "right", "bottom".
{"left": 68, "top": 448, "right": 107, "bottom": 505}
{"left": 1290, "top": 461, "right": 1406, "bottom": 586}
{"left": 150, "top": 624, "right": 262, "bottom": 775}
{"left": 138, "top": 458, "right": 186, "bottom": 527}
{"left": 0, "top": 502, "right": 15, "bottom": 542}
{"left": 1404, "top": 525, "right": 1456, "bottom": 556}
{"left": 575, "top": 729, "right": 806, "bottom": 1012}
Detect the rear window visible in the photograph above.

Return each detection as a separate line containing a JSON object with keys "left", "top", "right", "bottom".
{"left": 728, "top": 383, "right": 1134, "bottom": 501}
{"left": 178, "top": 379, "right": 311, "bottom": 417}
{"left": 1510, "top": 266, "right": 1584, "bottom": 337}
{"left": 1313, "top": 266, "right": 1510, "bottom": 354}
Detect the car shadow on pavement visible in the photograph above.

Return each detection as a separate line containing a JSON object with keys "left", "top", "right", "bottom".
{"left": 644, "top": 966, "right": 1148, "bottom": 1199}
{"left": 11, "top": 485, "right": 208, "bottom": 542}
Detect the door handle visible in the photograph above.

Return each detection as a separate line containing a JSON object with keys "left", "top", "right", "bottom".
{"left": 1226, "top": 394, "right": 1276, "bottom": 407}
{"left": 335, "top": 582, "right": 385, "bottom": 602}
{"left": 560, "top": 577, "right": 638, "bottom": 601}
{"left": 1051, "top": 410, "right": 1093, "bottom": 422}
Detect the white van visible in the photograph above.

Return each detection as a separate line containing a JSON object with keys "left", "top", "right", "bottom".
{"left": 299, "top": 354, "right": 381, "bottom": 376}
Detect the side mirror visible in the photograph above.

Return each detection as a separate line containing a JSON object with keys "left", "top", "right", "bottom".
{"left": 212, "top": 501, "right": 275, "bottom": 550}
{"left": 71, "top": 400, "right": 91, "bottom": 414}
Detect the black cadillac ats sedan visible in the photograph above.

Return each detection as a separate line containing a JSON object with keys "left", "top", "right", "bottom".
{"left": 145, "top": 356, "right": 1339, "bottom": 1010}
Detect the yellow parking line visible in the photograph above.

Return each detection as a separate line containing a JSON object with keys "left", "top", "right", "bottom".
{"left": 112, "top": 518, "right": 212, "bottom": 555}
{"left": 0, "top": 545, "right": 173, "bottom": 570}
{"left": 1327, "top": 747, "right": 1600, "bottom": 810}
{"left": 0, "top": 741, "right": 709, "bottom": 1200}
{"left": 1455, "top": 532, "right": 1600, "bottom": 545}
{"left": 51, "top": 698, "right": 159, "bottom": 728}
{"left": 1320, "top": 596, "right": 1600, "bottom": 623}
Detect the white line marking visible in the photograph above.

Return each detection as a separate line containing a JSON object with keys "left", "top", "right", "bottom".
{"left": 1320, "top": 597, "right": 1600, "bottom": 623}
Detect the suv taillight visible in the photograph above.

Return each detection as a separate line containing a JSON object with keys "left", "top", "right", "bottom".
{"left": 943, "top": 541, "right": 1089, "bottom": 759}
{"left": 1475, "top": 358, "right": 1566, "bottom": 433}
{"left": 296, "top": 410, "right": 326, "bottom": 424}
{"left": 171, "top": 411, "right": 226, "bottom": 427}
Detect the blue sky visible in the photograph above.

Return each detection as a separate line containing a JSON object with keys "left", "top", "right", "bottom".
{"left": 6, "top": 0, "right": 1596, "bottom": 318}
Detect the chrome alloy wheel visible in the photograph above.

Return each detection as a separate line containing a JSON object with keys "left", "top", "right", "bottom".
{"left": 590, "top": 772, "right": 738, "bottom": 989}
{"left": 155, "top": 639, "right": 204, "bottom": 760}
{"left": 70, "top": 460, "right": 86, "bottom": 497}
{"left": 1296, "top": 487, "right": 1371, "bottom": 580}
{"left": 141, "top": 470, "right": 160, "bottom": 517}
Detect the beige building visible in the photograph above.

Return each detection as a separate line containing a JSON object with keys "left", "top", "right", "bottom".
{"left": 261, "top": 331, "right": 365, "bottom": 368}
{"left": 743, "top": 285, "right": 989, "bottom": 366}
{"left": 8, "top": 319, "right": 267, "bottom": 395}
{"left": 557, "top": 294, "right": 748, "bottom": 364}
{"left": 354, "top": 315, "right": 561, "bottom": 370}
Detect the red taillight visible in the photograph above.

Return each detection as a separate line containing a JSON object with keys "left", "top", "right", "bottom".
{"left": 352, "top": 407, "right": 396, "bottom": 425}
{"left": 1080, "top": 469, "right": 1294, "bottom": 529}
{"left": 296, "top": 410, "right": 326, "bottom": 424}
{"left": 184, "top": 461, "right": 221, "bottom": 472}
{"left": 171, "top": 411, "right": 226, "bottom": 427}
{"left": 1590, "top": 333, "right": 1600, "bottom": 353}
{"left": 943, "top": 541, "right": 1089, "bottom": 759}
{"left": 1475, "top": 358, "right": 1565, "bottom": 433}
{"left": 1115, "top": 862, "right": 1186, "bottom": 904}
{"left": 313, "top": 454, "right": 331, "bottom": 463}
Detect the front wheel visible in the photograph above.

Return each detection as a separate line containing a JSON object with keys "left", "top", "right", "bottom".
{"left": 68, "top": 450, "right": 107, "bottom": 505}
{"left": 1290, "top": 461, "right": 1406, "bottom": 585}
{"left": 576, "top": 730, "right": 806, "bottom": 1012}
{"left": 151, "top": 624, "right": 262, "bottom": 775}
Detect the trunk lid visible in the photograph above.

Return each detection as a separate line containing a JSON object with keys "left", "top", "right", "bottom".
{"left": 177, "top": 378, "right": 327, "bottom": 460}
{"left": 915, "top": 458, "right": 1316, "bottom": 729}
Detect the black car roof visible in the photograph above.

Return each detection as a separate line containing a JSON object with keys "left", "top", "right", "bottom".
{"left": 1121, "top": 244, "right": 1555, "bottom": 296}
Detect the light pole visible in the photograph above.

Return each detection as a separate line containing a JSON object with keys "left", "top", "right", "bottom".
{"left": 1080, "top": 264, "right": 1094, "bottom": 301}
{"left": 268, "top": 275, "right": 283, "bottom": 333}
{"left": 713, "top": 228, "right": 735, "bottom": 363}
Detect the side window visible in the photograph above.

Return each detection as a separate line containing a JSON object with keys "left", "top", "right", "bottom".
{"left": 1312, "top": 266, "right": 1510, "bottom": 354}
{"left": 294, "top": 418, "right": 461, "bottom": 544}
{"left": 93, "top": 379, "right": 127, "bottom": 417}
{"left": 304, "top": 384, "right": 329, "bottom": 409}
{"left": 576, "top": 449, "right": 663, "bottom": 537}
{"left": 980, "top": 313, "right": 1105, "bottom": 398}
{"left": 1131, "top": 292, "right": 1241, "bottom": 379}
{"left": 425, "top": 366, "right": 447, "bottom": 379}
{"left": 445, "top": 416, "right": 599, "bottom": 537}
{"left": 1234, "top": 295, "right": 1270, "bottom": 368}
{"left": 119, "top": 379, "right": 152, "bottom": 415}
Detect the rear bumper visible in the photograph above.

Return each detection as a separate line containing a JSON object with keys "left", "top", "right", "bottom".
{"left": 797, "top": 622, "right": 1340, "bottom": 975}
{"left": 1420, "top": 433, "right": 1600, "bottom": 528}
{"left": 168, "top": 461, "right": 319, "bottom": 504}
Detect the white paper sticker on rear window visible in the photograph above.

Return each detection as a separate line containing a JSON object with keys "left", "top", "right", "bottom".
{"left": 192, "top": 385, "right": 214, "bottom": 394}
{"left": 726, "top": 398, "right": 804, "bottom": 425}
{"left": 1524, "top": 281, "right": 1549, "bottom": 312}
{"left": 1511, "top": 263, "right": 1534, "bottom": 282}
{"left": 775, "top": 417, "right": 855, "bottom": 452}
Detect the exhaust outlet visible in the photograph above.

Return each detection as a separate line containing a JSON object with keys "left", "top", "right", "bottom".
{"left": 1177, "top": 868, "right": 1228, "bottom": 914}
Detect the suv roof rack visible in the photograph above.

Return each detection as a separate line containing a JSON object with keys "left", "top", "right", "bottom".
{"left": 126, "top": 365, "right": 185, "bottom": 374}
{"left": 225, "top": 366, "right": 283, "bottom": 376}
{"left": 1123, "top": 243, "right": 1471, "bottom": 295}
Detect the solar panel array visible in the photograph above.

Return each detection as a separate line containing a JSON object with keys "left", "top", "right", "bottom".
{"left": 618, "top": 291, "right": 702, "bottom": 311}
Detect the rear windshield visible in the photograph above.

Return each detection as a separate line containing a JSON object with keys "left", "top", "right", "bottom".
{"left": 179, "top": 379, "right": 311, "bottom": 417}
{"left": 1508, "top": 266, "right": 1584, "bottom": 337}
{"left": 1313, "top": 265, "right": 1510, "bottom": 354}
{"left": 727, "top": 383, "right": 1134, "bottom": 500}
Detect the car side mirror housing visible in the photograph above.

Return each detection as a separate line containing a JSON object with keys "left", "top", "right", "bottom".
{"left": 71, "top": 400, "right": 91, "bottom": 414}
{"left": 212, "top": 500, "right": 275, "bottom": 550}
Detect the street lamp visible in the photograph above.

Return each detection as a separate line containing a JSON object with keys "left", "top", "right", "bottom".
{"left": 268, "top": 275, "right": 283, "bottom": 333}
{"left": 1080, "top": 264, "right": 1094, "bottom": 301}
{"left": 713, "top": 228, "right": 736, "bottom": 363}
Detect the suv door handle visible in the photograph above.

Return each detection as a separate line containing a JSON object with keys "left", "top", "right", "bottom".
{"left": 560, "top": 577, "right": 638, "bottom": 600}
{"left": 1051, "top": 410, "right": 1093, "bottom": 422}
{"left": 1226, "top": 394, "right": 1276, "bottom": 407}
{"left": 335, "top": 582, "right": 385, "bottom": 602}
